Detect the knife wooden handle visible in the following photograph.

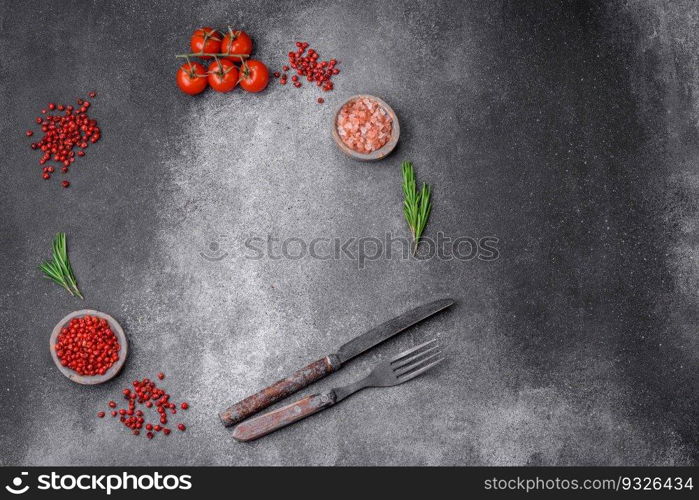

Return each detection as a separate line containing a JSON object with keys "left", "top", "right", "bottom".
{"left": 232, "top": 392, "right": 336, "bottom": 442}
{"left": 219, "top": 355, "right": 340, "bottom": 427}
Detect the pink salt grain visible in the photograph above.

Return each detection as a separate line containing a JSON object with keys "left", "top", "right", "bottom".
{"left": 336, "top": 98, "right": 393, "bottom": 154}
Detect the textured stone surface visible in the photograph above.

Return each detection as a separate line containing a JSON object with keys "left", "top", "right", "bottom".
{"left": 0, "top": 0, "right": 697, "bottom": 465}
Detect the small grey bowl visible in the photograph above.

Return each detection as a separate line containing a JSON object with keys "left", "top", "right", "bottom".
{"left": 50, "top": 309, "right": 128, "bottom": 385}
{"left": 332, "top": 95, "right": 400, "bottom": 161}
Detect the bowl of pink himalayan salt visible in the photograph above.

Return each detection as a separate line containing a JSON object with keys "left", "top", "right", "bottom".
{"left": 333, "top": 95, "right": 399, "bottom": 161}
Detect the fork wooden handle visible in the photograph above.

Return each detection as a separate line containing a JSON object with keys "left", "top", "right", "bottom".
{"left": 219, "top": 355, "right": 341, "bottom": 427}
{"left": 232, "top": 392, "right": 336, "bottom": 442}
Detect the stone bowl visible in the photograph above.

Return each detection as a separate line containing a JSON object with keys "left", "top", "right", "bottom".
{"left": 50, "top": 309, "right": 128, "bottom": 385}
{"left": 332, "top": 95, "right": 400, "bottom": 161}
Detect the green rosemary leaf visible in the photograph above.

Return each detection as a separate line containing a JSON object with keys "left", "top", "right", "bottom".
{"left": 39, "top": 261, "right": 75, "bottom": 296}
{"left": 39, "top": 262, "right": 63, "bottom": 282}
{"left": 39, "top": 233, "right": 83, "bottom": 299}
{"left": 401, "top": 162, "right": 432, "bottom": 255}
{"left": 55, "top": 233, "right": 82, "bottom": 298}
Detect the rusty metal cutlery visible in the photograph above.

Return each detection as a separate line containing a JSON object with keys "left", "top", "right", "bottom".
{"left": 219, "top": 299, "right": 453, "bottom": 427}
{"left": 231, "top": 339, "right": 444, "bottom": 442}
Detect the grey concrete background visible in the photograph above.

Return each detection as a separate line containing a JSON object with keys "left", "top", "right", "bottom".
{"left": 0, "top": 0, "right": 697, "bottom": 466}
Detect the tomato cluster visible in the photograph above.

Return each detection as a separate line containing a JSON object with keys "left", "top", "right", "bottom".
{"left": 54, "top": 315, "right": 119, "bottom": 376}
{"left": 176, "top": 27, "right": 269, "bottom": 95}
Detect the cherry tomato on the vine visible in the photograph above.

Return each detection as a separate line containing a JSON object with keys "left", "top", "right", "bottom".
{"left": 176, "top": 62, "right": 208, "bottom": 95}
{"left": 190, "top": 27, "right": 222, "bottom": 59}
{"left": 239, "top": 60, "right": 269, "bottom": 93}
{"left": 221, "top": 30, "right": 253, "bottom": 62}
{"left": 207, "top": 59, "right": 239, "bottom": 93}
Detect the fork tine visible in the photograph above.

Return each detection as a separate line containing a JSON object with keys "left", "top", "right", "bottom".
{"left": 390, "top": 339, "right": 437, "bottom": 363}
{"left": 396, "top": 357, "right": 445, "bottom": 382}
{"left": 394, "top": 352, "right": 442, "bottom": 377}
{"left": 391, "top": 345, "right": 440, "bottom": 370}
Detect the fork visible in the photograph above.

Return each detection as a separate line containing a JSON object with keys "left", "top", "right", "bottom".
{"left": 231, "top": 340, "right": 444, "bottom": 442}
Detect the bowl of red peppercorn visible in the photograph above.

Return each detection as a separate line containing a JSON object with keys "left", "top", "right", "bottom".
{"left": 50, "top": 310, "right": 128, "bottom": 385}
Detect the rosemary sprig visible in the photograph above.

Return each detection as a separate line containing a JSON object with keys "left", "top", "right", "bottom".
{"left": 39, "top": 233, "right": 83, "bottom": 299}
{"left": 402, "top": 161, "right": 432, "bottom": 255}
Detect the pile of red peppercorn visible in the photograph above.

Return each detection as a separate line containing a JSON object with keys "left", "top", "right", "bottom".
{"left": 26, "top": 92, "right": 101, "bottom": 188}
{"left": 97, "top": 372, "right": 189, "bottom": 439}
{"left": 54, "top": 315, "right": 120, "bottom": 376}
{"left": 275, "top": 42, "right": 339, "bottom": 102}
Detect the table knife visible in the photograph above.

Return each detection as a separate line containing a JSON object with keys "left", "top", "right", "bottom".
{"left": 219, "top": 298, "right": 454, "bottom": 427}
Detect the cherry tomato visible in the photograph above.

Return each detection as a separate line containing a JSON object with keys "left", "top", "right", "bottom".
{"left": 176, "top": 62, "right": 208, "bottom": 95}
{"left": 239, "top": 60, "right": 269, "bottom": 93}
{"left": 190, "top": 27, "right": 222, "bottom": 59}
{"left": 207, "top": 59, "right": 239, "bottom": 93}
{"left": 221, "top": 30, "right": 253, "bottom": 62}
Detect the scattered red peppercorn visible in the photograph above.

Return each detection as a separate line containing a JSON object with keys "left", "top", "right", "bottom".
{"left": 27, "top": 92, "right": 100, "bottom": 187}
{"left": 178, "top": 424, "right": 186, "bottom": 432}
{"left": 97, "top": 411, "right": 105, "bottom": 418}
{"left": 100, "top": 374, "right": 189, "bottom": 440}
{"left": 317, "top": 98, "right": 324, "bottom": 104}
{"left": 61, "top": 181, "right": 70, "bottom": 188}
{"left": 280, "top": 42, "right": 340, "bottom": 100}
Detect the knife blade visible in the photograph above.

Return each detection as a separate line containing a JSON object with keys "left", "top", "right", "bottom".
{"left": 335, "top": 298, "right": 453, "bottom": 364}
{"left": 219, "top": 298, "right": 454, "bottom": 427}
